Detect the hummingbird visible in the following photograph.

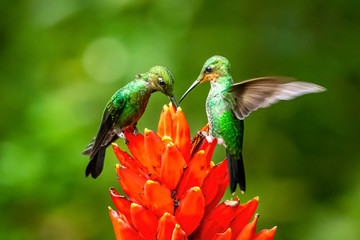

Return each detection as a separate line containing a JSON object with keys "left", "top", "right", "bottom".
{"left": 179, "top": 55, "right": 325, "bottom": 194}
{"left": 83, "top": 66, "right": 178, "bottom": 178}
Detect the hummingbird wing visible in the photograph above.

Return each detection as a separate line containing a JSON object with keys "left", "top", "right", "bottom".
{"left": 223, "top": 77, "right": 326, "bottom": 120}
{"left": 89, "top": 93, "right": 127, "bottom": 159}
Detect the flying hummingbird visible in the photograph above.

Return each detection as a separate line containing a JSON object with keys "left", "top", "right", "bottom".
{"left": 83, "top": 66, "right": 178, "bottom": 178}
{"left": 179, "top": 55, "right": 325, "bottom": 194}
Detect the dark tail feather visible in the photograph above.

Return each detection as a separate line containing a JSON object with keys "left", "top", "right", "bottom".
{"left": 226, "top": 150, "right": 246, "bottom": 194}
{"left": 85, "top": 147, "right": 106, "bottom": 178}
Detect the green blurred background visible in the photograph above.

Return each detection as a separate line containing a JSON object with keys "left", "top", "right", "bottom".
{"left": 1, "top": 0, "right": 359, "bottom": 239}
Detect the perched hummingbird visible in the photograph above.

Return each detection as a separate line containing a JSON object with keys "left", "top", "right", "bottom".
{"left": 179, "top": 55, "right": 325, "bottom": 193}
{"left": 83, "top": 66, "right": 178, "bottom": 178}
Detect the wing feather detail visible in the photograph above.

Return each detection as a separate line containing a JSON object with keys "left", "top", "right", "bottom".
{"left": 223, "top": 77, "right": 326, "bottom": 120}
{"left": 88, "top": 93, "right": 127, "bottom": 159}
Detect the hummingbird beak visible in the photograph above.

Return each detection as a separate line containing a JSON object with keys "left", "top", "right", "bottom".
{"left": 169, "top": 96, "right": 179, "bottom": 108}
{"left": 179, "top": 79, "right": 201, "bottom": 103}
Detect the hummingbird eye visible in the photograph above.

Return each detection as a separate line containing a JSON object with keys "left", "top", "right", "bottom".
{"left": 158, "top": 77, "right": 165, "bottom": 87}
{"left": 205, "top": 66, "right": 213, "bottom": 74}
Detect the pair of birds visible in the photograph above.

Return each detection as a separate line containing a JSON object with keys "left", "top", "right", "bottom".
{"left": 83, "top": 55, "right": 325, "bottom": 194}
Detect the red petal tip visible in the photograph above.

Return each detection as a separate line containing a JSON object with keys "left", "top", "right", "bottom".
{"left": 175, "top": 186, "right": 205, "bottom": 236}
{"left": 157, "top": 212, "right": 180, "bottom": 240}
{"left": 254, "top": 226, "right": 277, "bottom": 240}
{"left": 172, "top": 224, "right": 187, "bottom": 240}
{"left": 234, "top": 214, "right": 259, "bottom": 240}
{"left": 144, "top": 180, "right": 174, "bottom": 216}
{"left": 160, "top": 142, "right": 186, "bottom": 189}
{"left": 162, "top": 136, "right": 174, "bottom": 145}
{"left": 130, "top": 203, "right": 158, "bottom": 240}
{"left": 210, "top": 228, "right": 232, "bottom": 240}
{"left": 146, "top": 180, "right": 155, "bottom": 184}
{"left": 176, "top": 149, "right": 209, "bottom": 198}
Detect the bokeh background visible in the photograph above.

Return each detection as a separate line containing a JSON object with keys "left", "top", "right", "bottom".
{"left": 1, "top": 0, "right": 359, "bottom": 239}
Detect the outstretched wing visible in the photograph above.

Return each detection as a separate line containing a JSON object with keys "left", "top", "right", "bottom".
{"left": 223, "top": 77, "right": 326, "bottom": 120}
{"left": 88, "top": 92, "right": 127, "bottom": 159}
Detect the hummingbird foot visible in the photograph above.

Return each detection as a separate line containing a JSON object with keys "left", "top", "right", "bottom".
{"left": 206, "top": 135, "right": 214, "bottom": 143}
{"left": 199, "top": 131, "right": 215, "bottom": 143}
{"left": 133, "top": 126, "right": 138, "bottom": 136}
{"left": 217, "top": 137, "right": 227, "bottom": 147}
{"left": 118, "top": 131, "right": 129, "bottom": 145}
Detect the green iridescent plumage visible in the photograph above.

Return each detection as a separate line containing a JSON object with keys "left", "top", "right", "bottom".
{"left": 83, "top": 66, "right": 177, "bottom": 178}
{"left": 180, "top": 55, "right": 325, "bottom": 193}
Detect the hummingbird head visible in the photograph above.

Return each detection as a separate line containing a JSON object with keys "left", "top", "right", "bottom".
{"left": 198, "top": 55, "right": 231, "bottom": 82}
{"left": 149, "top": 66, "right": 178, "bottom": 107}
{"left": 179, "top": 55, "right": 231, "bottom": 103}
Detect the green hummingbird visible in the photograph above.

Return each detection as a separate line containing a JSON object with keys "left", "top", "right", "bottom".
{"left": 83, "top": 66, "right": 178, "bottom": 178}
{"left": 179, "top": 55, "right": 325, "bottom": 193}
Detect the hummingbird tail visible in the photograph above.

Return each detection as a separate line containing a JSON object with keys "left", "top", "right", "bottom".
{"left": 226, "top": 150, "right": 246, "bottom": 194}
{"left": 85, "top": 147, "right": 106, "bottom": 178}
{"left": 82, "top": 138, "right": 95, "bottom": 156}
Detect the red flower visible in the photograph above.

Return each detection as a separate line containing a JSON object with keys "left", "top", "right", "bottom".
{"left": 109, "top": 103, "right": 277, "bottom": 240}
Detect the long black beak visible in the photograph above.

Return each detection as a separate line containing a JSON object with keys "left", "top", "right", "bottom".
{"left": 169, "top": 96, "right": 179, "bottom": 108}
{"left": 179, "top": 79, "right": 201, "bottom": 103}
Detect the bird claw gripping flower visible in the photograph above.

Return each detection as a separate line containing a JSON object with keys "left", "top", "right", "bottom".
{"left": 108, "top": 103, "right": 277, "bottom": 240}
